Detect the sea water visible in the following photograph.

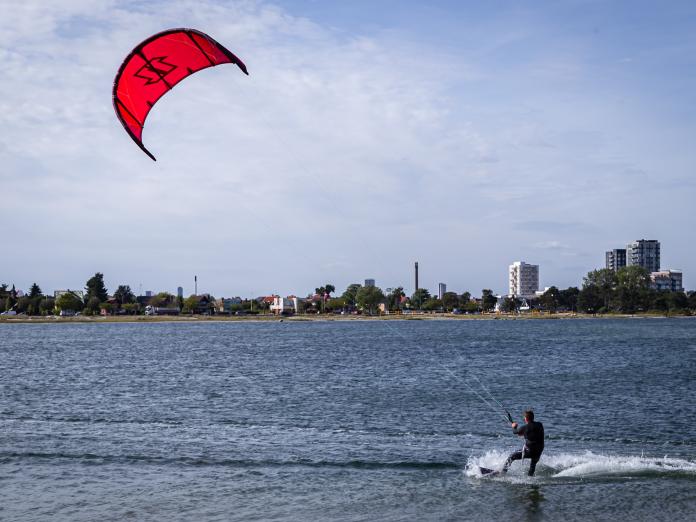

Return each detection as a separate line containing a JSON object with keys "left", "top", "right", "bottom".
{"left": 1, "top": 318, "right": 695, "bottom": 520}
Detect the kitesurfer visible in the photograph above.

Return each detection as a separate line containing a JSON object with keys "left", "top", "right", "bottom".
{"left": 502, "top": 409, "right": 544, "bottom": 476}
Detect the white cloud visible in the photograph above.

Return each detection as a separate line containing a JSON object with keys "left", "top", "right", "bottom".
{"left": 1, "top": 1, "right": 694, "bottom": 295}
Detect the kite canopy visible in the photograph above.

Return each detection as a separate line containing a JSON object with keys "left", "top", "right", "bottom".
{"left": 112, "top": 28, "right": 248, "bottom": 161}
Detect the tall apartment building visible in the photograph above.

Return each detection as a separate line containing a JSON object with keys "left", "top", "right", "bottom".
{"left": 605, "top": 249, "right": 627, "bottom": 271}
{"left": 364, "top": 279, "right": 375, "bottom": 288}
{"left": 509, "top": 261, "right": 539, "bottom": 299}
{"left": 626, "top": 239, "right": 660, "bottom": 273}
{"left": 438, "top": 283, "right": 447, "bottom": 300}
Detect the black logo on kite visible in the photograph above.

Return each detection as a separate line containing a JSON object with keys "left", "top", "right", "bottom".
{"left": 134, "top": 56, "right": 177, "bottom": 86}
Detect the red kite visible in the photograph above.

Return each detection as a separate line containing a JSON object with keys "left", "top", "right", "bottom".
{"left": 112, "top": 28, "right": 248, "bottom": 161}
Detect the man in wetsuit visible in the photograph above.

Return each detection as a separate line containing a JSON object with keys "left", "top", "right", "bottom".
{"left": 502, "top": 409, "right": 544, "bottom": 476}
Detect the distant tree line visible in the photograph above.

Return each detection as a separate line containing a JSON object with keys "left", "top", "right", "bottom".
{"left": 315, "top": 283, "right": 500, "bottom": 314}
{"left": 2, "top": 267, "right": 695, "bottom": 317}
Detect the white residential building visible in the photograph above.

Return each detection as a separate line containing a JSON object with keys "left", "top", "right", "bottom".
{"left": 509, "top": 261, "right": 539, "bottom": 299}
{"left": 271, "top": 296, "right": 296, "bottom": 315}
{"left": 650, "top": 270, "right": 683, "bottom": 292}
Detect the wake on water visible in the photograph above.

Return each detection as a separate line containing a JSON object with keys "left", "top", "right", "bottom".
{"left": 465, "top": 450, "right": 696, "bottom": 482}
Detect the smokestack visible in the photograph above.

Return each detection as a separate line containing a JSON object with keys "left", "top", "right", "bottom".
{"left": 414, "top": 262, "right": 419, "bottom": 294}
{"left": 194, "top": 275, "right": 198, "bottom": 296}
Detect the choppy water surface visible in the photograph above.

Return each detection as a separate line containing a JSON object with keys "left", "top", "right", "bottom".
{"left": 1, "top": 318, "right": 695, "bottom": 521}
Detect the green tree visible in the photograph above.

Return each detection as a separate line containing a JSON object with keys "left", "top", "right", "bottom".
{"left": 501, "top": 296, "right": 520, "bottom": 313}
{"left": 583, "top": 269, "right": 617, "bottom": 310}
{"left": 3, "top": 284, "right": 18, "bottom": 312}
{"left": 149, "top": 292, "right": 174, "bottom": 307}
{"left": 577, "top": 285, "right": 603, "bottom": 313}
{"left": 183, "top": 295, "right": 199, "bottom": 314}
{"left": 341, "top": 284, "right": 362, "bottom": 308}
{"left": 256, "top": 298, "right": 270, "bottom": 313}
{"left": 85, "top": 273, "right": 108, "bottom": 303}
{"left": 422, "top": 297, "right": 444, "bottom": 311}
{"left": 411, "top": 288, "right": 431, "bottom": 310}
{"left": 29, "top": 283, "right": 42, "bottom": 298}
{"left": 15, "top": 296, "right": 32, "bottom": 314}
{"left": 442, "top": 292, "right": 459, "bottom": 311}
{"left": 539, "top": 286, "right": 560, "bottom": 312}
{"left": 325, "top": 297, "right": 346, "bottom": 312}
{"left": 25, "top": 284, "right": 44, "bottom": 315}
{"left": 463, "top": 299, "right": 480, "bottom": 313}
{"left": 113, "top": 285, "right": 135, "bottom": 305}
{"left": 386, "top": 287, "right": 406, "bottom": 311}
{"left": 616, "top": 265, "right": 650, "bottom": 290}
{"left": 56, "top": 292, "right": 84, "bottom": 313}
{"left": 559, "top": 287, "right": 580, "bottom": 312}
{"left": 122, "top": 303, "right": 141, "bottom": 315}
{"left": 612, "top": 266, "right": 650, "bottom": 313}
{"left": 85, "top": 296, "right": 101, "bottom": 315}
{"left": 688, "top": 292, "right": 696, "bottom": 311}
{"left": 242, "top": 298, "right": 260, "bottom": 314}
{"left": 481, "top": 289, "right": 497, "bottom": 312}
{"left": 651, "top": 292, "right": 670, "bottom": 312}
{"left": 356, "top": 285, "right": 385, "bottom": 314}
{"left": 39, "top": 297, "right": 55, "bottom": 315}
{"left": 458, "top": 292, "right": 472, "bottom": 309}
{"left": 667, "top": 291, "right": 688, "bottom": 312}
{"left": 314, "top": 284, "right": 335, "bottom": 313}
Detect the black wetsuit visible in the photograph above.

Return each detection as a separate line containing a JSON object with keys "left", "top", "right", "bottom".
{"left": 503, "top": 420, "right": 544, "bottom": 476}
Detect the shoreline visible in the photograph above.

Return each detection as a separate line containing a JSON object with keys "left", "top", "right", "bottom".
{"left": 1, "top": 312, "right": 692, "bottom": 324}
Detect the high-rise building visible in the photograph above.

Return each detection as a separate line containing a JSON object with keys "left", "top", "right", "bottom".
{"left": 626, "top": 239, "right": 660, "bottom": 272}
{"left": 605, "top": 249, "right": 627, "bottom": 271}
{"left": 438, "top": 283, "right": 446, "bottom": 300}
{"left": 177, "top": 286, "right": 184, "bottom": 298}
{"left": 364, "top": 279, "right": 375, "bottom": 288}
{"left": 509, "top": 261, "right": 539, "bottom": 299}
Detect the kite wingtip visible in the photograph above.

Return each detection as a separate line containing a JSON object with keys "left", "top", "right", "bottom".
{"left": 142, "top": 147, "right": 157, "bottom": 161}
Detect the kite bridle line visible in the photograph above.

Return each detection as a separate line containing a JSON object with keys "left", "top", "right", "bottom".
{"left": 379, "top": 319, "right": 515, "bottom": 429}
{"left": 469, "top": 372, "right": 514, "bottom": 424}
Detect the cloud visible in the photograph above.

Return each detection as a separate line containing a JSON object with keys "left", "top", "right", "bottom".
{"left": 534, "top": 240, "right": 570, "bottom": 250}
{"left": 1, "top": 1, "right": 694, "bottom": 295}
{"left": 514, "top": 221, "right": 598, "bottom": 234}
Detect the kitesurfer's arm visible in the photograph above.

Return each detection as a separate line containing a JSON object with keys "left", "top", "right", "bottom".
{"left": 511, "top": 422, "right": 527, "bottom": 436}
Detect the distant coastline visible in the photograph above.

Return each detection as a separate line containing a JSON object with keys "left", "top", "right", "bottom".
{"left": 1, "top": 312, "right": 692, "bottom": 324}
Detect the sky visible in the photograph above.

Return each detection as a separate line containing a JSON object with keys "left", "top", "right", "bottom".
{"left": 1, "top": 0, "right": 695, "bottom": 298}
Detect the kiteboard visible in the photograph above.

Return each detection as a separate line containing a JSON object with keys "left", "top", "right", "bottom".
{"left": 479, "top": 467, "right": 501, "bottom": 477}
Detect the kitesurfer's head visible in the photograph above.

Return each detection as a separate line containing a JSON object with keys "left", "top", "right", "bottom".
{"left": 523, "top": 410, "right": 534, "bottom": 422}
